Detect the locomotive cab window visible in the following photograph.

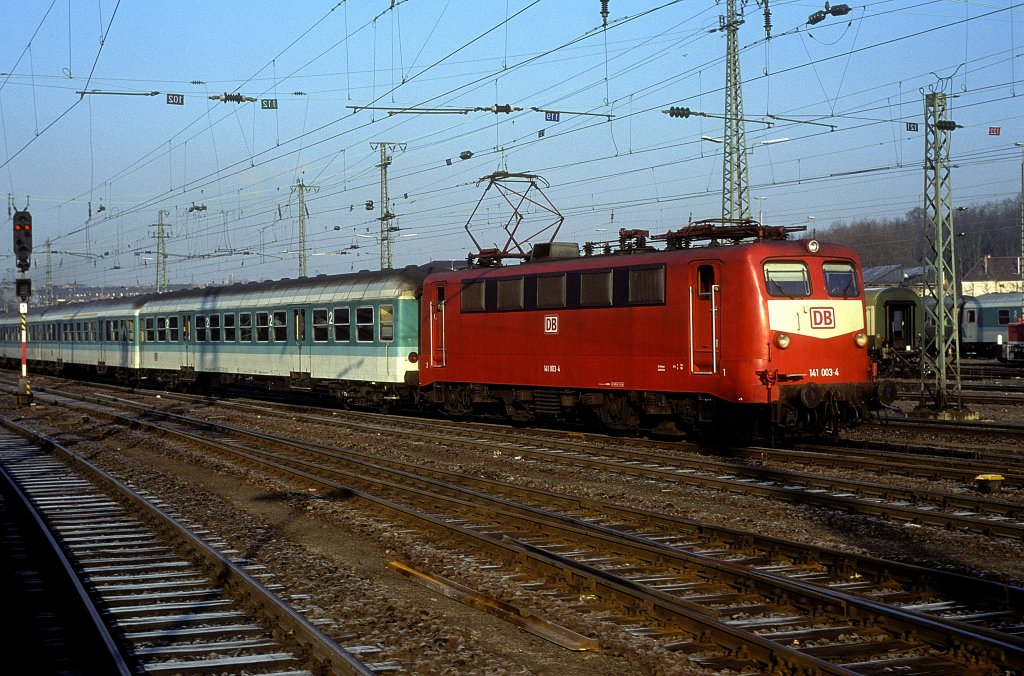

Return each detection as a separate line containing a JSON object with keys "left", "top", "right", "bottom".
{"left": 764, "top": 262, "right": 811, "bottom": 298}
{"left": 824, "top": 262, "right": 859, "bottom": 298}
{"left": 697, "top": 265, "right": 715, "bottom": 300}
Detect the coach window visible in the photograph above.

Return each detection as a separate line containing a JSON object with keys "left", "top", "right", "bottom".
{"left": 356, "top": 307, "right": 374, "bottom": 342}
{"left": 313, "top": 309, "right": 329, "bottom": 342}
{"left": 537, "top": 275, "right": 566, "bottom": 309}
{"left": 194, "top": 315, "right": 207, "bottom": 342}
{"left": 965, "top": 309, "right": 976, "bottom": 324}
{"left": 379, "top": 305, "right": 395, "bottom": 342}
{"left": 255, "top": 312, "right": 270, "bottom": 342}
{"left": 157, "top": 317, "right": 167, "bottom": 342}
{"left": 126, "top": 320, "right": 135, "bottom": 343}
{"left": 764, "top": 262, "right": 811, "bottom": 298}
{"left": 497, "top": 277, "right": 524, "bottom": 310}
{"left": 207, "top": 314, "right": 220, "bottom": 342}
{"left": 629, "top": 267, "right": 666, "bottom": 304}
{"left": 999, "top": 309, "right": 1011, "bottom": 325}
{"left": 272, "top": 310, "right": 287, "bottom": 342}
{"left": 333, "top": 307, "right": 351, "bottom": 342}
{"left": 461, "top": 280, "right": 486, "bottom": 312}
{"left": 169, "top": 316, "right": 180, "bottom": 342}
{"left": 239, "top": 313, "right": 252, "bottom": 342}
{"left": 824, "top": 262, "right": 859, "bottom": 298}
{"left": 145, "top": 317, "right": 155, "bottom": 342}
{"left": 223, "top": 313, "right": 236, "bottom": 342}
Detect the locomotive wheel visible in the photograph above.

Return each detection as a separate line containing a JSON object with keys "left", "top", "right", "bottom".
{"left": 602, "top": 393, "right": 641, "bottom": 431}
{"left": 443, "top": 386, "right": 472, "bottom": 419}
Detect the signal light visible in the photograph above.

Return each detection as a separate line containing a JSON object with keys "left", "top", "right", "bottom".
{"left": 13, "top": 210, "right": 32, "bottom": 272}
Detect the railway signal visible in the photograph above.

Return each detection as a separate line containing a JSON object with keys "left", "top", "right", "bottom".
{"left": 13, "top": 210, "right": 32, "bottom": 271}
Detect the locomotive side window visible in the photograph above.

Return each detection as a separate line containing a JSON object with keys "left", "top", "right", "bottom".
{"left": 764, "top": 262, "right": 811, "bottom": 298}
{"left": 824, "top": 262, "right": 859, "bottom": 298}
{"left": 461, "top": 281, "right": 486, "bottom": 312}
{"left": 497, "top": 278, "right": 524, "bottom": 310}
{"left": 313, "top": 309, "right": 329, "bottom": 342}
{"left": 379, "top": 305, "right": 395, "bottom": 341}
{"left": 272, "top": 311, "right": 287, "bottom": 342}
{"left": 223, "top": 313, "right": 236, "bottom": 342}
{"left": 580, "top": 271, "right": 613, "bottom": 306}
{"left": 256, "top": 312, "right": 270, "bottom": 342}
{"left": 333, "top": 307, "right": 351, "bottom": 342}
{"left": 697, "top": 265, "right": 715, "bottom": 300}
{"left": 239, "top": 313, "right": 253, "bottom": 342}
{"left": 537, "top": 275, "right": 566, "bottom": 309}
{"left": 356, "top": 307, "right": 374, "bottom": 342}
{"left": 628, "top": 267, "right": 665, "bottom": 304}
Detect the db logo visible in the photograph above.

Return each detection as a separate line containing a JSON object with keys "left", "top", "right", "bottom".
{"left": 544, "top": 315, "right": 559, "bottom": 334}
{"left": 810, "top": 307, "right": 835, "bottom": 329}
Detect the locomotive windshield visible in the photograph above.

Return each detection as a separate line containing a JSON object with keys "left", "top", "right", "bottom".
{"left": 823, "top": 262, "right": 859, "bottom": 298}
{"left": 764, "top": 262, "right": 810, "bottom": 298}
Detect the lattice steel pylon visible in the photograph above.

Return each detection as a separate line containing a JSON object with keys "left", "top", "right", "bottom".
{"left": 918, "top": 91, "right": 963, "bottom": 412}
{"left": 371, "top": 141, "right": 405, "bottom": 270}
{"left": 721, "top": 0, "right": 751, "bottom": 222}
{"left": 155, "top": 210, "right": 169, "bottom": 294}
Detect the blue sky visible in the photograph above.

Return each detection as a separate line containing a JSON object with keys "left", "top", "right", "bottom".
{"left": 2, "top": 1, "right": 1022, "bottom": 289}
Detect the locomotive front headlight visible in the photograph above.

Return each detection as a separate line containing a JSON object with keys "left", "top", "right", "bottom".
{"left": 774, "top": 333, "right": 791, "bottom": 349}
{"left": 854, "top": 332, "right": 868, "bottom": 348}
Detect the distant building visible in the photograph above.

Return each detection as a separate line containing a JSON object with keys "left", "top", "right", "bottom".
{"left": 961, "top": 255, "right": 1024, "bottom": 297}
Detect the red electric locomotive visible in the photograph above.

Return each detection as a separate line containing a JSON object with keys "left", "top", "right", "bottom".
{"left": 418, "top": 224, "right": 895, "bottom": 440}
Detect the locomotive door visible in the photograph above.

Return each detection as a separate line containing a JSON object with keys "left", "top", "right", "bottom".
{"left": 291, "top": 307, "right": 310, "bottom": 376}
{"left": 689, "top": 263, "right": 720, "bottom": 375}
{"left": 428, "top": 282, "right": 447, "bottom": 367}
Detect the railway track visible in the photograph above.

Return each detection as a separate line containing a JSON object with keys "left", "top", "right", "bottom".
{"left": 19, "top": 386, "right": 1024, "bottom": 674}
{"left": 0, "top": 417, "right": 374, "bottom": 675}
{"left": 121, "top": 389, "right": 1024, "bottom": 539}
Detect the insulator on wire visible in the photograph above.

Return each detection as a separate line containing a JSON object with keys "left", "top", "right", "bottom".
{"left": 600, "top": 0, "right": 609, "bottom": 27}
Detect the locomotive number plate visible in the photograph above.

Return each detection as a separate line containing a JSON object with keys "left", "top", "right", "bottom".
{"left": 808, "top": 368, "right": 839, "bottom": 377}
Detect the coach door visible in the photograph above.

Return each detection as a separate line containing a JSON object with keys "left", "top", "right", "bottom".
{"left": 690, "top": 263, "right": 720, "bottom": 375}
{"left": 429, "top": 282, "right": 447, "bottom": 367}
{"left": 292, "top": 307, "right": 310, "bottom": 376}
{"left": 182, "top": 315, "right": 195, "bottom": 370}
